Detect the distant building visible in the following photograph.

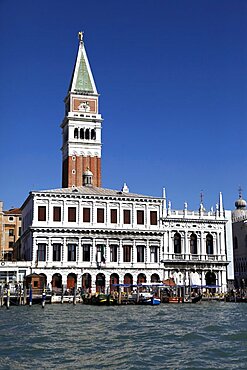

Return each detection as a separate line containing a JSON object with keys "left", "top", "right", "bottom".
{"left": 0, "top": 201, "right": 22, "bottom": 261}
{"left": 16, "top": 34, "right": 233, "bottom": 294}
{"left": 232, "top": 191, "right": 247, "bottom": 289}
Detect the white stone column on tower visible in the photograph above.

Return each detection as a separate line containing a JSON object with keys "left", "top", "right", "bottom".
{"left": 162, "top": 188, "right": 167, "bottom": 218}
{"left": 219, "top": 192, "right": 224, "bottom": 218}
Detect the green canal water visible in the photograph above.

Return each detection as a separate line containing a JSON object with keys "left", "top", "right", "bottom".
{"left": 0, "top": 302, "right": 246, "bottom": 369}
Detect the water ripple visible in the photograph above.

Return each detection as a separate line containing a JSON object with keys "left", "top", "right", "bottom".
{"left": 0, "top": 302, "right": 247, "bottom": 369}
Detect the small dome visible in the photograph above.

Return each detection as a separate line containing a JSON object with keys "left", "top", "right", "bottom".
{"left": 235, "top": 197, "right": 247, "bottom": 209}
{"left": 83, "top": 167, "right": 93, "bottom": 187}
{"left": 83, "top": 168, "right": 93, "bottom": 176}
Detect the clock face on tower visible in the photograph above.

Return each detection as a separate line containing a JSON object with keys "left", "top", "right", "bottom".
{"left": 72, "top": 97, "right": 97, "bottom": 113}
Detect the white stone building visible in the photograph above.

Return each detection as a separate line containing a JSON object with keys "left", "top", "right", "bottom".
{"left": 18, "top": 180, "right": 232, "bottom": 293}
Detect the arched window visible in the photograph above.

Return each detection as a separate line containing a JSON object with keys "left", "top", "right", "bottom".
{"left": 190, "top": 233, "right": 197, "bottom": 254}
{"left": 91, "top": 129, "right": 96, "bottom": 140}
{"left": 74, "top": 128, "right": 78, "bottom": 139}
{"left": 206, "top": 234, "right": 214, "bottom": 255}
{"left": 174, "top": 232, "right": 181, "bottom": 254}
{"left": 85, "top": 128, "right": 90, "bottom": 140}
{"left": 80, "top": 128, "right": 84, "bottom": 139}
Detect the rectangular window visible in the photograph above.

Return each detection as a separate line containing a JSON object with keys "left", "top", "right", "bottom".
{"left": 123, "top": 209, "right": 131, "bottom": 224}
{"left": 97, "top": 208, "right": 104, "bottom": 223}
{"left": 68, "top": 207, "right": 76, "bottom": 222}
{"left": 123, "top": 245, "right": 132, "bottom": 262}
{"left": 53, "top": 244, "right": 61, "bottom": 261}
{"left": 137, "top": 210, "right": 144, "bottom": 225}
{"left": 137, "top": 245, "right": 145, "bottom": 262}
{"left": 53, "top": 207, "right": 61, "bottom": 222}
{"left": 110, "top": 209, "right": 117, "bottom": 224}
{"left": 68, "top": 244, "right": 76, "bottom": 261}
{"left": 19, "top": 227, "right": 21, "bottom": 236}
{"left": 37, "top": 243, "right": 46, "bottom": 261}
{"left": 38, "top": 206, "right": 46, "bottom": 221}
{"left": 150, "top": 246, "right": 158, "bottom": 263}
{"left": 110, "top": 245, "right": 118, "bottom": 262}
{"left": 83, "top": 208, "right": 91, "bottom": 222}
{"left": 82, "top": 244, "right": 91, "bottom": 262}
{"left": 150, "top": 211, "right": 158, "bottom": 225}
{"left": 9, "top": 229, "right": 14, "bottom": 236}
{"left": 8, "top": 241, "right": 14, "bottom": 249}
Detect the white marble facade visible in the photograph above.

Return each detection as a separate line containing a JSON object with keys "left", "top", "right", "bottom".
{"left": 19, "top": 186, "right": 232, "bottom": 293}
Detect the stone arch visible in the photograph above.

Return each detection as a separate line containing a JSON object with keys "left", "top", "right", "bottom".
{"left": 80, "top": 128, "right": 84, "bottom": 139}
{"left": 96, "top": 273, "right": 105, "bottom": 293}
{"left": 91, "top": 129, "right": 96, "bottom": 140}
{"left": 205, "top": 271, "right": 216, "bottom": 286}
{"left": 52, "top": 273, "right": 62, "bottom": 289}
{"left": 85, "top": 128, "right": 90, "bottom": 140}
{"left": 67, "top": 273, "right": 77, "bottom": 289}
{"left": 151, "top": 273, "right": 160, "bottom": 283}
{"left": 190, "top": 233, "right": 197, "bottom": 254}
{"left": 124, "top": 273, "right": 133, "bottom": 285}
{"left": 174, "top": 232, "right": 181, "bottom": 254}
{"left": 110, "top": 273, "right": 119, "bottom": 292}
{"left": 81, "top": 273, "right": 92, "bottom": 292}
{"left": 74, "top": 128, "right": 78, "bottom": 139}
{"left": 123, "top": 273, "right": 133, "bottom": 293}
{"left": 39, "top": 273, "right": 47, "bottom": 288}
{"left": 206, "top": 233, "right": 214, "bottom": 255}
{"left": 137, "top": 273, "right": 146, "bottom": 284}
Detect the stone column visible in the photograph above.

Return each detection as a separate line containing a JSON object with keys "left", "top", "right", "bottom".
{"left": 78, "top": 237, "right": 82, "bottom": 263}
{"left": 201, "top": 232, "right": 206, "bottom": 260}
{"left": 132, "top": 240, "right": 136, "bottom": 266}
{"left": 181, "top": 232, "right": 185, "bottom": 256}
{"left": 92, "top": 238, "right": 97, "bottom": 266}
{"left": 213, "top": 234, "right": 217, "bottom": 256}
{"left": 146, "top": 239, "right": 150, "bottom": 265}
{"left": 62, "top": 238, "right": 66, "bottom": 263}
{"left": 47, "top": 237, "right": 52, "bottom": 263}
{"left": 119, "top": 239, "right": 123, "bottom": 266}
{"left": 217, "top": 270, "right": 221, "bottom": 293}
{"left": 184, "top": 231, "right": 188, "bottom": 258}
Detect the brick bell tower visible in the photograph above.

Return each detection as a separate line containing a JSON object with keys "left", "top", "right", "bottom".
{"left": 61, "top": 32, "right": 103, "bottom": 188}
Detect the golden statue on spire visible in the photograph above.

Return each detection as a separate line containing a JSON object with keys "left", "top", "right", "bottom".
{"left": 78, "top": 31, "right": 84, "bottom": 42}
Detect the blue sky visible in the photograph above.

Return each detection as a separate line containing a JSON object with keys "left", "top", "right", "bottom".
{"left": 0, "top": 0, "right": 246, "bottom": 211}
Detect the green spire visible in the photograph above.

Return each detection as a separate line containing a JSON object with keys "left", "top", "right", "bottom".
{"left": 75, "top": 53, "right": 94, "bottom": 92}
{"left": 68, "top": 33, "right": 98, "bottom": 95}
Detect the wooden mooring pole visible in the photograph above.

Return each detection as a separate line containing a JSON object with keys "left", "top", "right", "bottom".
{"left": 29, "top": 284, "right": 32, "bottom": 306}
{"left": 73, "top": 284, "right": 77, "bottom": 305}
{"left": 42, "top": 287, "right": 46, "bottom": 308}
{"left": 0, "top": 285, "right": 4, "bottom": 307}
{"left": 6, "top": 285, "right": 10, "bottom": 310}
